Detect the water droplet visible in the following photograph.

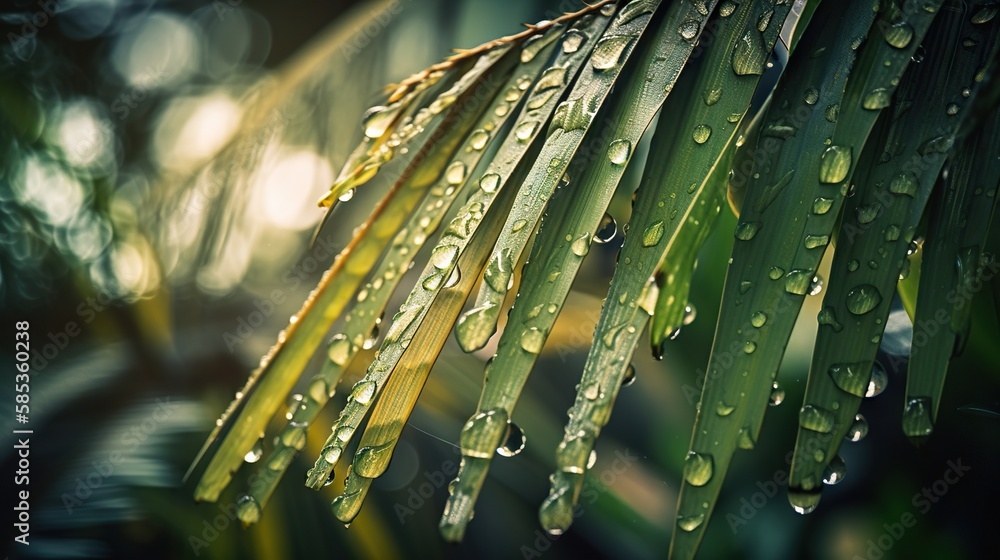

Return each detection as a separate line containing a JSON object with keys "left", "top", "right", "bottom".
{"left": 884, "top": 21, "right": 914, "bottom": 48}
{"left": 362, "top": 105, "right": 399, "bottom": 138}
{"left": 445, "top": 161, "right": 466, "bottom": 185}
{"left": 809, "top": 275, "right": 824, "bottom": 296}
{"left": 594, "top": 213, "right": 617, "bottom": 243}
{"left": 847, "top": 414, "right": 869, "bottom": 442}
{"left": 888, "top": 172, "right": 918, "bottom": 197}
{"left": 562, "top": 29, "right": 585, "bottom": 53}
{"left": 621, "top": 363, "right": 636, "bottom": 387}
{"left": 571, "top": 234, "right": 590, "bottom": 256}
{"left": 817, "top": 306, "right": 843, "bottom": 332}
{"left": 813, "top": 197, "right": 833, "bottom": 215}
{"left": 324, "top": 447, "right": 342, "bottom": 464}
{"left": 863, "top": 87, "right": 891, "bottom": 110}
{"left": 804, "top": 234, "right": 829, "bottom": 249}
{"left": 716, "top": 401, "right": 735, "bottom": 416}
{"left": 244, "top": 440, "right": 264, "bottom": 463}
{"left": 351, "top": 380, "right": 376, "bottom": 405}
{"left": 846, "top": 284, "right": 882, "bottom": 315}
{"left": 946, "top": 103, "right": 960, "bottom": 116}
{"left": 469, "top": 129, "right": 489, "bottom": 150}
{"left": 735, "top": 221, "right": 761, "bottom": 240}
{"left": 479, "top": 173, "right": 500, "bottom": 193}
{"left": 819, "top": 146, "right": 852, "bottom": 183}
{"left": 683, "top": 452, "right": 713, "bottom": 486}
{"left": 751, "top": 311, "right": 767, "bottom": 328}
{"left": 328, "top": 334, "right": 353, "bottom": 366}
{"left": 823, "top": 455, "right": 847, "bottom": 485}
{"left": 803, "top": 87, "right": 819, "bottom": 105}
{"left": 338, "top": 188, "right": 355, "bottom": 203}
{"left": 743, "top": 341, "right": 757, "bottom": 354}
{"left": 769, "top": 266, "right": 785, "bottom": 280}
{"left": 431, "top": 244, "right": 459, "bottom": 270}
{"left": 972, "top": 5, "right": 998, "bottom": 24}
{"left": 678, "top": 513, "right": 706, "bottom": 532}
{"left": 642, "top": 221, "right": 664, "bottom": 247}
{"left": 692, "top": 124, "right": 712, "bottom": 144}
{"left": 856, "top": 202, "right": 881, "bottom": 224}
{"left": 679, "top": 20, "right": 700, "bottom": 40}
{"left": 445, "top": 266, "right": 461, "bottom": 288}
{"left": 788, "top": 487, "right": 821, "bottom": 514}
{"left": 733, "top": 29, "right": 766, "bottom": 75}
{"left": 799, "top": 405, "right": 835, "bottom": 433}
{"left": 828, "top": 362, "right": 870, "bottom": 397}
{"left": 591, "top": 35, "right": 633, "bottom": 70}
{"left": 865, "top": 362, "right": 887, "bottom": 397}
{"left": 704, "top": 87, "right": 722, "bottom": 106}
{"left": 757, "top": 7, "right": 774, "bottom": 31}
{"left": 237, "top": 494, "right": 262, "bottom": 524}
{"left": 515, "top": 121, "right": 537, "bottom": 142}
{"left": 520, "top": 327, "right": 545, "bottom": 354}
{"left": 784, "top": 269, "right": 813, "bottom": 295}
{"left": 825, "top": 104, "right": 839, "bottom": 123}
{"left": 608, "top": 139, "right": 632, "bottom": 165}
{"left": 497, "top": 422, "right": 526, "bottom": 457}
{"left": 769, "top": 382, "right": 785, "bottom": 406}
{"left": 902, "top": 397, "right": 934, "bottom": 437}
{"left": 719, "top": 1, "right": 738, "bottom": 17}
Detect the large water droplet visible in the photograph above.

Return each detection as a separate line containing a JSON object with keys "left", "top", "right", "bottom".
{"left": 884, "top": 21, "right": 914, "bottom": 48}
{"left": 784, "top": 269, "right": 813, "bottom": 295}
{"left": 431, "top": 244, "right": 459, "bottom": 269}
{"left": 479, "top": 173, "right": 500, "bottom": 194}
{"left": 888, "top": 172, "right": 918, "bottom": 197}
{"left": 237, "top": 494, "right": 262, "bottom": 524}
{"left": 823, "top": 455, "right": 847, "bottom": 485}
{"left": 829, "top": 362, "right": 869, "bottom": 397}
{"left": 497, "top": 422, "right": 526, "bottom": 457}
{"left": 621, "top": 363, "right": 636, "bottom": 387}
{"left": 846, "top": 284, "right": 882, "bottom": 315}
{"left": 520, "top": 327, "right": 545, "bottom": 354}
{"left": 469, "top": 129, "right": 489, "bottom": 150}
{"left": 865, "top": 362, "right": 888, "bottom": 397}
{"left": 819, "top": 146, "right": 852, "bottom": 183}
{"left": 788, "top": 487, "right": 821, "bottom": 514}
{"left": 362, "top": 105, "right": 399, "bottom": 138}
{"left": 591, "top": 35, "right": 633, "bottom": 70}
{"left": 594, "top": 213, "right": 617, "bottom": 243}
{"left": 677, "top": 513, "right": 706, "bottom": 532}
{"left": 803, "top": 87, "right": 819, "bottom": 105}
{"left": 678, "top": 20, "right": 700, "bottom": 40}
{"left": 571, "top": 233, "right": 590, "bottom": 256}
{"left": 799, "top": 405, "right": 835, "bottom": 433}
{"left": 608, "top": 139, "right": 632, "bottom": 165}
{"left": 902, "top": 397, "right": 934, "bottom": 437}
{"left": 769, "top": 382, "right": 785, "bottom": 406}
{"left": 562, "top": 29, "right": 585, "bottom": 53}
{"left": 735, "top": 221, "right": 761, "bottom": 240}
{"left": 515, "top": 121, "right": 537, "bottom": 142}
{"left": 642, "top": 221, "right": 664, "bottom": 247}
{"left": 863, "top": 87, "right": 891, "bottom": 110}
{"left": 244, "top": 439, "right": 264, "bottom": 463}
{"left": 692, "top": 124, "right": 712, "bottom": 144}
{"left": 683, "top": 452, "right": 713, "bottom": 486}
{"left": 733, "top": 29, "right": 766, "bottom": 75}
{"left": 972, "top": 4, "right": 998, "bottom": 24}
{"left": 846, "top": 414, "right": 869, "bottom": 442}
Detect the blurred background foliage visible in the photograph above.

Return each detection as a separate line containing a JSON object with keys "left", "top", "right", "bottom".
{"left": 1, "top": 0, "right": 998, "bottom": 559}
